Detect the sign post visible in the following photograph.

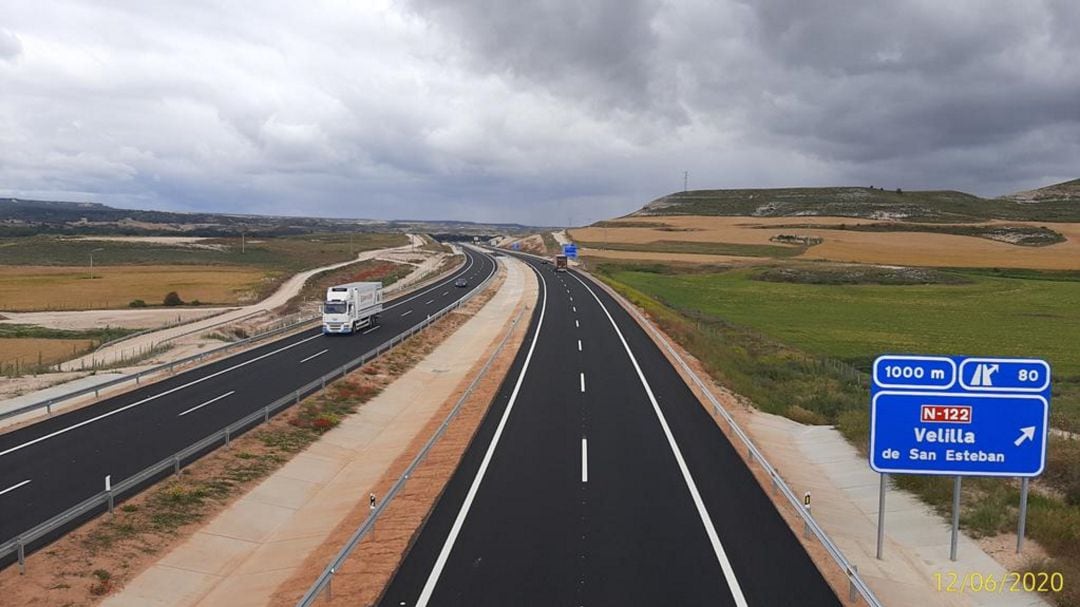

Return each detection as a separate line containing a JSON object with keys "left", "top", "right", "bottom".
{"left": 870, "top": 354, "right": 1051, "bottom": 560}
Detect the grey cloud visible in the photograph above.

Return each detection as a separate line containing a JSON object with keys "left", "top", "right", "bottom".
{"left": 0, "top": 1, "right": 1077, "bottom": 225}
{"left": 0, "top": 28, "right": 21, "bottom": 61}
{"left": 403, "top": 0, "right": 673, "bottom": 116}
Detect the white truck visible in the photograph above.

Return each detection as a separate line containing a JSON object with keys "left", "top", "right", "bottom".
{"left": 322, "top": 282, "right": 383, "bottom": 335}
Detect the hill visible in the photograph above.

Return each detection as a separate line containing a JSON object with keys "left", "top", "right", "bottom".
{"left": 0, "top": 197, "right": 540, "bottom": 238}
{"left": 1005, "top": 178, "right": 1080, "bottom": 204}
{"left": 629, "top": 179, "right": 1080, "bottom": 223}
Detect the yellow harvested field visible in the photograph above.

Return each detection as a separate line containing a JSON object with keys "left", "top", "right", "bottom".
{"left": 0, "top": 338, "right": 94, "bottom": 367}
{"left": 572, "top": 216, "right": 1080, "bottom": 269}
{"left": 0, "top": 265, "right": 268, "bottom": 311}
{"left": 580, "top": 247, "right": 759, "bottom": 265}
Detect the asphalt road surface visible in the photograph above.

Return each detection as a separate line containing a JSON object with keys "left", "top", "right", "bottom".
{"left": 0, "top": 247, "right": 496, "bottom": 554}
{"left": 379, "top": 253, "right": 840, "bottom": 606}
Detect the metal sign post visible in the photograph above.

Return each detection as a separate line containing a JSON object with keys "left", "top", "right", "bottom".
{"left": 876, "top": 473, "right": 886, "bottom": 560}
{"left": 869, "top": 354, "right": 1051, "bottom": 561}
{"left": 950, "top": 476, "right": 961, "bottom": 561}
{"left": 1017, "top": 477, "right": 1030, "bottom": 553}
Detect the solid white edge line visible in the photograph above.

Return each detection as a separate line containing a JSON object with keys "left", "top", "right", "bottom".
{"left": 569, "top": 271, "right": 749, "bottom": 607}
{"left": 582, "top": 438, "right": 588, "bottom": 483}
{"left": 0, "top": 479, "right": 31, "bottom": 496}
{"left": 0, "top": 333, "right": 323, "bottom": 458}
{"left": 415, "top": 262, "right": 548, "bottom": 607}
{"left": 299, "top": 349, "right": 329, "bottom": 364}
{"left": 580, "top": 372, "right": 585, "bottom": 393}
{"left": 178, "top": 390, "right": 236, "bottom": 417}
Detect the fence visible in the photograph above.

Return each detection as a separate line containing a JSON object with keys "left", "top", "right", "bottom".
{"left": 586, "top": 272, "right": 882, "bottom": 607}
{"left": 0, "top": 260, "right": 498, "bottom": 572}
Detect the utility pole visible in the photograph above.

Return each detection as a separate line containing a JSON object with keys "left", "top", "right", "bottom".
{"left": 683, "top": 170, "right": 689, "bottom": 192}
{"left": 89, "top": 248, "right": 103, "bottom": 280}
{"left": 241, "top": 231, "right": 246, "bottom": 254}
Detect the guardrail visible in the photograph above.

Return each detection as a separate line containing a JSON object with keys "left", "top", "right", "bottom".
{"left": 585, "top": 271, "right": 883, "bottom": 607}
{"left": 0, "top": 257, "right": 499, "bottom": 572}
{"left": 0, "top": 312, "right": 322, "bottom": 423}
{"left": 297, "top": 265, "right": 522, "bottom": 606}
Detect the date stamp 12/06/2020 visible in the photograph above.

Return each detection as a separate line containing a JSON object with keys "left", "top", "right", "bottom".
{"left": 934, "top": 571, "right": 1064, "bottom": 594}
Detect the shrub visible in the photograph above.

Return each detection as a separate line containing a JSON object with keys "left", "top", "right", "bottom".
{"left": 128, "top": 299, "right": 147, "bottom": 308}
{"left": 784, "top": 404, "right": 828, "bottom": 425}
{"left": 163, "top": 291, "right": 183, "bottom": 306}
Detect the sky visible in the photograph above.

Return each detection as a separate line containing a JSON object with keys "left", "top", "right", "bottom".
{"left": 1, "top": 1, "right": 1078, "bottom": 226}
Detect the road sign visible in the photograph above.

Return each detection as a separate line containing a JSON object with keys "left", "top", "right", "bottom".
{"left": 563, "top": 243, "right": 578, "bottom": 258}
{"left": 511, "top": 242, "right": 521, "bottom": 251}
{"left": 870, "top": 355, "right": 1050, "bottom": 477}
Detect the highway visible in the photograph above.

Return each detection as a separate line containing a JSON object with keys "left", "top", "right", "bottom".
{"left": 0, "top": 247, "right": 496, "bottom": 555}
{"left": 380, "top": 254, "right": 840, "bottom": 606}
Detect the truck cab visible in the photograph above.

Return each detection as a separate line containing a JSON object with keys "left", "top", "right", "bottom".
{"left": 322, "top": 282, "right": 383, "bottom": 334}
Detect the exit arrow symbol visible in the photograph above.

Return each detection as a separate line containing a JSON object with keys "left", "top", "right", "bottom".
{"left": 1014, "top": 426, "right": 1036, "bottom": 447}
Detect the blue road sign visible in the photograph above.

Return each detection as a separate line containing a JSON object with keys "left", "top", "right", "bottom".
{"left": 870, "top": 355, "right": 1050, "bottom": 477}
{"left": 563, "top": 243, "right": 578, "bottom": 258}
{"left": 511, "top": 242, "right": 521, "bottom": 251}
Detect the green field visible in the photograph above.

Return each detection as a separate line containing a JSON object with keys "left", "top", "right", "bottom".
{"left": 608, "top": 266, "right": 1080, "bottom": 374}
{"left": 596, "top": 261, "right": 1080, "bottom": 603}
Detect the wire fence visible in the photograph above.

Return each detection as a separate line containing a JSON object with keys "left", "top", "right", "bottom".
{"left": 0, "top": 259, "right": 498, "bottom": 573}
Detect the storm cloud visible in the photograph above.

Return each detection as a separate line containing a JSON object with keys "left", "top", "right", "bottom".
{"left": 1, "top": 1, "right": 1077, "bottom": 225}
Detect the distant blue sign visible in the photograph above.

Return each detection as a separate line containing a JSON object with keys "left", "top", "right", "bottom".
{"left": 870, "top": 355, "right": 1050, "bottom": 477}
{"left": 563, "top": 243, "right": 578, "bottom": 258}
{"left": 511, "top": 242, "right": 521, "bottom": 250}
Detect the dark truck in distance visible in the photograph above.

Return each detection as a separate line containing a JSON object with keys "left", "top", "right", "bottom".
{"left": 555, "top": 254, "right": 568, "bottom": 272}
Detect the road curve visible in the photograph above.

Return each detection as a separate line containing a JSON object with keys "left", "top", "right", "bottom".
{"left": 0, "top": 247, "right": 497, "bottom": 562}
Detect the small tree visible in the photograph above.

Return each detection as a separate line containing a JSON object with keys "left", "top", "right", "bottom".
{"left": 128, "top": 299, "right": 147, "bottom": 308}
{"left": 163, "top": 291, "right": 183, "bottom": 306}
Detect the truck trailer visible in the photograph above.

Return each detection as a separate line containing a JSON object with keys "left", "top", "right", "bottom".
{"left": 322, "top": 282, "right": 383, "bottom": 334}
{"left": 555, "top": 254, "right": 568, "bottom": 272}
